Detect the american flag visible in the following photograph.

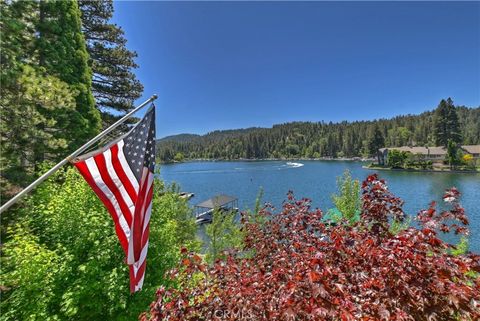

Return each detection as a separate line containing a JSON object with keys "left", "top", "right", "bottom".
{"left": 73, "top": 106, "right": 155, "bottom": 293}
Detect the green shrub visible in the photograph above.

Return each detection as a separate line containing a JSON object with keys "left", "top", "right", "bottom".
{"left": 451, "top": 237, "right": 469, "bottom": 256}
{"left": 1, "top": 167, "right": 198, "bottom": 321}
{"left": 205, "top": 208, "right": 243, "bottom": 264}
{"left": 389, "top": 217, "right": 411, "bottom": 235}
{"left": 330, "top": 170, "right": 361, "bottom": 225}
{"left": 386, "top": 149, "right": 409, "bottom": 168}
{"left": 173, "top": 152, "right": 185, "bottom": 162}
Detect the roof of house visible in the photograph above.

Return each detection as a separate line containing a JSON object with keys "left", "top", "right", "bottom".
{"left": 195, "top": 195, "right": 237, "bottom": 209}
{"left": 380, "top": 145, "right": 480, "bottom": 156}
{"left": 462, "top": 145, "right": 480, "bottom": 154}
{"left": 428, "top": 146, "right": 447, "bottom": 155}
{"left": 379, "top": 146, "right": 448, "bottom": 155}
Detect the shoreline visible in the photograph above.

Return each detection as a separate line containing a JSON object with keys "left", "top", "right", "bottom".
{"left": 160, "top": 159, "right": 479, "bottom": 174}
{"left": 161, "top": 157, "right": 375, "bottom": 164}
{"left": 363, "top": 166, "right": 479, "bottom": 174}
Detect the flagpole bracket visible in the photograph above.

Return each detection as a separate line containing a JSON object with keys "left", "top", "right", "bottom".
{"left": 66, "top": 155, "right": 75, "bottom": 164}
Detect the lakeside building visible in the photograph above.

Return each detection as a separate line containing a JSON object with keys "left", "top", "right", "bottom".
{"left": 377, "top": 145, "right": 480, "bottom": 166}
{"left": 462, "top": 145, "right": 480, "bottom": 158}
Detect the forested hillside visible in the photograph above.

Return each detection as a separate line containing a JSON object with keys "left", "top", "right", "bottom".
{"left": 157, "top": 102, "right": 480, "bottom": 161}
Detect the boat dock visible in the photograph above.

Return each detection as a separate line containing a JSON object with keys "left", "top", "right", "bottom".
{"left": 194, "top": 194, "right": 238, "bottom": 224}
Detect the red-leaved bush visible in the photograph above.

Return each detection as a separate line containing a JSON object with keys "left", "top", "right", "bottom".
{"left": 141, "top": 174, "right": 480, "bottom": 321}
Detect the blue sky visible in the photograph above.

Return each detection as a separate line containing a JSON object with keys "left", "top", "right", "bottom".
{"left": 112, "top": 1, "right": 480, "bottom": 138}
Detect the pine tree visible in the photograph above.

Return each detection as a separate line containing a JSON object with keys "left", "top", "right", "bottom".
{"left": 433, "top": 98, "right": 462, "bottom": 147}
{"left": 0, "top": 1, "right": 35, "bottom": 90}
{"left": 446, "top": 139, "right": 458, "bottom": 170}
{"left": 0, "top": 1, "right": 78, "bottom": 195}
{"left": 78, "top": 0, "right": 143, "bottom": 123}
{"left": 368, "top": 126, "right": 385, "bottom": 163}
{"left": 1, "top": 0, "right": 38, "bottom": 193}
{"left": 37, "top": 0, "right": 101, "bottom": 153}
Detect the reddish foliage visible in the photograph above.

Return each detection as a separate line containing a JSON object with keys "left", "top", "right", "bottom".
{"left": 141, "top": 174, "right": 480, "bottom": 321}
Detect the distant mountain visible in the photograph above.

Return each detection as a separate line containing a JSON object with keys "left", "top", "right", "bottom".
{"left": 158, "top": 133, "right": 200, "bottom": 143}
{"left": 156, "top": 105, "right": 480, "bottom": 161}
{"left": 157, "top": 128, "right": 262, "bottom": 144}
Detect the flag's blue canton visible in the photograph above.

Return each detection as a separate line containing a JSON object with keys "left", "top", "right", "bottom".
{"left": 123, "top": 107, "right": 156, "bottom": 181}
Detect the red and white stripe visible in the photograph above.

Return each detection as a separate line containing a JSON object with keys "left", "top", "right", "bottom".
{"left": 73, "top": 139, "right": 152, "bottom": 293}
{"left": 127, "top": 167, "right": 153, "bottom": 292}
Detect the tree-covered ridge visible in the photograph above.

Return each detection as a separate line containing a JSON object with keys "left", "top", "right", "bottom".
{"left": 157, "top": 103, "right": 480, "bottom": 161}
{"left": 160, "top": 133, "right": 201, "bottom": 143}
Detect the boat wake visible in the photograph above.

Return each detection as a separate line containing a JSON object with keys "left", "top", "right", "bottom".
{"left": 173, "top": 161, "right": 305, "bottom": 174}
{"left": 286, "top": 162, "right": 304, "bottom": 168}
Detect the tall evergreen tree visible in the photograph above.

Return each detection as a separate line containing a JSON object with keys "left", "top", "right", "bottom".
{"left": 368, "top": 126, "right": 385, "bottom": 163}
{"left": 78, "top": 0, "right": 143, "bottom": 123}
{"left": 433, "top": 98, "right": 462, "bottom": 147}
{"left": 446, "top": 139, "right": 458, "bottom": 170}
{"left": 0, "top": 1, "right": 78, "bottom": 196}
{"left": 0, "top": 1, "right": 35, "bottom": 90}
{"left": 37, "top": 0, "right": 101, "bottom": 154}
{"left": 1, "top": 0, "right": 38, "bottom": 193}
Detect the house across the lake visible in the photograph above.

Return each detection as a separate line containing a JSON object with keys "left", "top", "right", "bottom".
{"left": 377, "top": 145, "right": 480, "bottom": 166}
{"left": 462, "top": 145, "right": 480, "bottom": 158}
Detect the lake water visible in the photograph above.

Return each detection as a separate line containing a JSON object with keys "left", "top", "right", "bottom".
{"left": 159, "top": 160, "right": 480, "bottom": 253}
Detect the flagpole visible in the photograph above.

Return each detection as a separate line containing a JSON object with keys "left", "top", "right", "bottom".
{"left": 0, "top": 94, "right": 158, "bottom": 214}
